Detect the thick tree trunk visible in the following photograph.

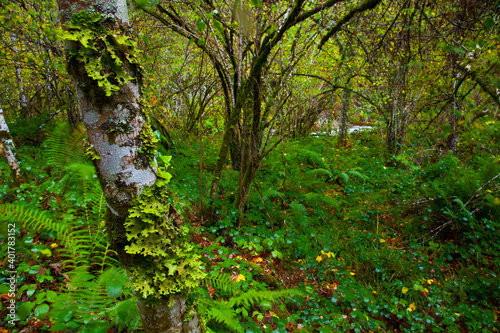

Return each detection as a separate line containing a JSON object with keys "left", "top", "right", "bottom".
{"left": 56, "top": 1, "right": 202, "bottom": 332}
{"left": 0, "top": 105, "right": 24, "bottom": 186}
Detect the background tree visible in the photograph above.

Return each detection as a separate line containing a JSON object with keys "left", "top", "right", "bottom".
{"left": 136, "top": 0, "right": 383, "bottom": 220}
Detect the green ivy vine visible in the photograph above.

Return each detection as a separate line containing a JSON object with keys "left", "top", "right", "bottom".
{"left": 59, "top": 10, "right": 141, "bottom": 96}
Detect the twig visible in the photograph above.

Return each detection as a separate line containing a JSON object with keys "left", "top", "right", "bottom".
{"left": 398, "top": 196, "right": 457, "bottom": 205}
{"left": 464, "top": 173, "right": 500, "bottom": 208}
{"left": 252, "top": 180, "right": 275, "bottom": 231}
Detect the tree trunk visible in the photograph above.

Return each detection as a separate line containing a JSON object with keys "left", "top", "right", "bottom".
{"left": 56, "top": 1, "right": 202, "bottom": 332}
{"left": 338, "top": 87, "right": 351, "bottom": 147}
{"left": 0, "top": 104, "right": 24, "bottom": 186}
{"left": 9, "top": 33, "right": 27, "bottom": 116}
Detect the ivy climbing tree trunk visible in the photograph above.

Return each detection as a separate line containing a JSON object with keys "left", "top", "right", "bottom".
{"left": 56, "top": 1, "right": 203, "bottom": 332}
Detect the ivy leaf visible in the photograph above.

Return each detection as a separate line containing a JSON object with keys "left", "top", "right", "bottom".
{"left": 249, "top": 0, "right": 263, "bottom": 8}
{"left": 34, "top": 303, "right": 50, "bottom": 319}
{"left": 17, "top": 301, "right": 35, "bottom": 320}
{"left": 196, "top": 20, "right": 206, "bottom": 33}
{"left": 213, "top": 20, "right": 224, "bottom": 34}
{"left": 484, "top": 17, "right": 494, "bottom": 30}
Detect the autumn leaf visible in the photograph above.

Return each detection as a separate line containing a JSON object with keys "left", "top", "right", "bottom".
{"left": 316, "top": 256, "right": 323, "bottom": 263}
{"left": 407, "top": 303, "right": 416, "bottom": 312}
{"left": 402, "top": 287, "right": 409, "bottom": 294}
{"left": 235, "top": 274, "right": 245, "bottom": 282}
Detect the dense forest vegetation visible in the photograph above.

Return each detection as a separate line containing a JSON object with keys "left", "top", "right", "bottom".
{"left": 0, "top": 0, "right": 499, "bottom": 332}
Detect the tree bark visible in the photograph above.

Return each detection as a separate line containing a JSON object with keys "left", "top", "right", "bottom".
{"left": 0, "top": 104, "right": 24, "bottom": 186}
{"left": 56, "top": 1, "right": 202, "bottom": 332}
{"left": 9, "top": 33, "right": 27, "bottom": 116}
{"left": 338, "top": 87, "right": 351, "bottom": 147}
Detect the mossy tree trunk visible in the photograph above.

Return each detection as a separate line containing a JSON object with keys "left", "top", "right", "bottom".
{"left": 56, "top": 1, "right": 202, "bottom": 332}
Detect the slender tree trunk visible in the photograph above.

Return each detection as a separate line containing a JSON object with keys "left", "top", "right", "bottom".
{"left": 0, "top": 104, "right": 24, "bottom": 186}
{"left": 9, "top": 33, "right": 27, "bottom": 116}
{"left": 338, "top": 87, "right": 351, "bottom": 147}
{"left": 56, "top": 1, "right": 202, "bottom": 332}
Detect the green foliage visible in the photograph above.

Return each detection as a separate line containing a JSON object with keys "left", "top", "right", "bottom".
{"left": 125, "top": 154, "right": 206, "bottom": 298}
{"left": 59, "top": 10, "right": 141, "bottom": 96}
{"left": 0, "top": 124, "right": 139, "bottom": 332}
{"left": 197, "top": 272, "right": 302, "bottom": 333}
{"left": 44, "top": 123, "right": 87, "bottom": 172}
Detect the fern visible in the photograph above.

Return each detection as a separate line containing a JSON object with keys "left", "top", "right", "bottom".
{"left": 338, "top": 172, "right": 349, "bottom": 184}
{"left": 290, "top": 200, "right": 309, "bottom": 231}
{"left": 204, "top": 272, "right": 239, "bottom": 297}
{"left": 227, "top": 288, "right": 300, "bottom": 308}
{"left": 0, "top": 123, "right": 132, "bottom": 331}
{"left": 296, "top": 148, "right": 329, "bottom": 169}
{"left": 44, "top": 123, "right": 87, "bottom": 174}
{"left": 50, "top": 266, "right": 140, "bottom": 332}
{"left": 0, "top": 204, "right": 70, "bottom": 242}
{"left": 0, "top": 203, "right": 114, "bottom": 269}
{"left": 304, "top": 192, "right": 340, "bottom": 208}
{"left": 198, "top": 295, "right": 244, "bottom": 333}
{"left": 262, "top": 188, "right": 283, "bottom": 201}
{"left": 198, "top": 273, "right": 302, "bottom": 333}
{"left": 347, "top": 170, "right": 368, "bottom": 182}
{"left": 307, "top": 168, "right": 333, "bottom": 179}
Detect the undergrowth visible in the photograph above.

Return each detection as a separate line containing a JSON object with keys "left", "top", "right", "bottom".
{"left": 0, "top": 119, "right": 499, "bottom": 332}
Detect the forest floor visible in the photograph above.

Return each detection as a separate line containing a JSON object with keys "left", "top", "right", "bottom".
{"left": 1, "top": 126, "right": 499, "bottom": 332}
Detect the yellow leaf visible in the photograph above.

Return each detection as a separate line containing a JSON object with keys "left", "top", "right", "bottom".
{"left": 50, "top": 243, "right": 58, "bottom": 248}
{"left": 316, "top": 256, "right": 323, "bottom": 263}
{"left": 402, "top": 287, "right": 409, "bottom": 294}
{"left": 235, "top": 274, "right": 245, "bottom": 282}
{"left": 321, "top": 250, "right": 335, "bottom": 258}
{"left": 407, "top": 303, "right": 416, "bottom": 312}
{"left": 350, "top": 272, "right": 356, "bottom": 276}
{"left": 380, "top": 239, "right": 386, "bottom": 243}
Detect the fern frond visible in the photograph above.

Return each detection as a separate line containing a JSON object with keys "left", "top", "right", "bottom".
{"left": 304, "top": 192, "right": 339, "bottom": 208}
{"left": 347, "top": 170, "right": 368, "bottom": 181}
{"left": 0, "top": 204, "right": 70, "bottom": 242}
{"left": 338, "top": 172, "right": 349, "bottom": 184}
{"left": 44, "top": 122, "right": 87, "bottom": 174}
{"left": 227, "top": 288, "right": 301, "bottom": 309}
{"left": 262, "top": 189, "right": 283, "bottom": 201}
{"left": 198, "top": 296, "right": 243, "bottom": 333}
{"left": 307, "top": 168, "right": 333, "bottom": 178}
{"left": 204, "top": 272, "right": 239, "bottom": 297}
{"left": 297, "top": 149, "right": 329, "bottom": 169}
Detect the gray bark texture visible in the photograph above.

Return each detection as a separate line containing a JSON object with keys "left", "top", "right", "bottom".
{"left": 56, "top": 1, "right": 202, "bottom": 332}
{"left": 0, "top": 105, "right": 24, "bottom": 185}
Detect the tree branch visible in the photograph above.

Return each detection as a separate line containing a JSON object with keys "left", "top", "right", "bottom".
{"left": 319, "top": 0, "right": 383, "bottom": 49}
